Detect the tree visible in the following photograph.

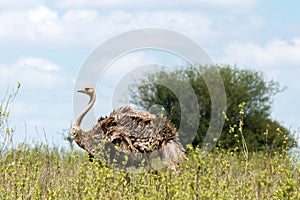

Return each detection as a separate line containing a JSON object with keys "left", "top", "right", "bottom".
{"left": 130, "top": 65, "right": 296, "bottom": 152}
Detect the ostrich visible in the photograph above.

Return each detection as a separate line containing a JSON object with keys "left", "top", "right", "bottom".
{"left": 72, "top": 86, "right": 185, "bottom": 170}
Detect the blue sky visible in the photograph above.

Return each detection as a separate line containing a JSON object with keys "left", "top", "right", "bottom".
{"left": 0, "top": 0, "right": 299, "bottom": 146}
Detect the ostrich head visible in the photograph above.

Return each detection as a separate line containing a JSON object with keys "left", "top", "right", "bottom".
{"left": 73, "top": 86, "right": 96, "bottom": 129}
{"left": 77, "top": 86, "right": 95, "bottom": 96}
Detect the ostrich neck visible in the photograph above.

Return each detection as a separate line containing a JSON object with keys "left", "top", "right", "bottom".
{"left": 73, "top": 93, "right": 96, "bottom": 130}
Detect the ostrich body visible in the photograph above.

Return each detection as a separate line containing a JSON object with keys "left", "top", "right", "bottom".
{"left": 72, "top": 86, "right": 185, "bottom": 170}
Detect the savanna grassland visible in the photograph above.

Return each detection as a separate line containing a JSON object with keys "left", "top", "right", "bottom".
{"left": 0, "top": 140, "right": 299, "bottom": 199}
{"left": 1, "top": 85, "right": 300, "bottom": 199}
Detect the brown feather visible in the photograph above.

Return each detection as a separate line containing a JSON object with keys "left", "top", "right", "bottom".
{"left": 73, "top": 105, "right": 185, "bottom": 170}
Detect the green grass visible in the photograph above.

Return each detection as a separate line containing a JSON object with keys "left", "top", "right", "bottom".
{"left": 1, "top": 88, "right": 299, "bottom": 199}
{"left": 0, "top": 142, "right": 299, "bottom": 199}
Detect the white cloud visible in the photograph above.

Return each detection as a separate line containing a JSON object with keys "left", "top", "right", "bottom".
{"left": 62, "top": 9, "right": 99, "bottom": 21}
{"left": 58, "top": 0, "right": 257, "bottom": 10}
{"left": 217, "top": 38, "right": 300, "bottom": 129}
{"left": 221, "top": 38, "right": 300, "bottom": 69}
{"left": 0, "top": 0, "right": 41, "bottom": 9}
{"left": 0, "top": 6, "right": 217, "bottom": 47}
{"left": 0, "top": 6, "right": 63, "bottom": 45}
{"left": 28, "top": 5, "right": 57, "bottom": 23}
{"left": 17, "top": 57, "right": 60, "bottom": 72}
{"left": 0, "top": 57, "right": 66, "bottom": 90}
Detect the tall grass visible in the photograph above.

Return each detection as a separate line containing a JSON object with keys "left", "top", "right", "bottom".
{"left": 0, "top": 140, "right": 299, "bottom": 199}
{"left": 1, "top": 86, "right": 299, "bottom": 199}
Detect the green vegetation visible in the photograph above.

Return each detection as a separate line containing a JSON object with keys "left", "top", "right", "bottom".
{"left": 130, "top": 65, "right": 296, "bottom": 151}
{"left": 1, "top": 79, "right": 299, "bottom": 199}
{"left": 0, "top": 138, "right": 299, "bottom": 199}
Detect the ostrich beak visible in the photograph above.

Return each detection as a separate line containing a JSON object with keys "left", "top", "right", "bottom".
{"left": 77, "top": 89, "right": 85, "bottom": 93}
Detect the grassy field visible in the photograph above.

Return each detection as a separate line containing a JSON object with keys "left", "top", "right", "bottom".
{"left": 1, "top": 89, "right": 299, "bottom": 199}
{"left": 0, "top": 142, "right": 299, "bottom": 200}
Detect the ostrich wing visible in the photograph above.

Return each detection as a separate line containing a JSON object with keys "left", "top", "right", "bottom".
{"left": 97, "top": 106, "right": 181, "bottom": 153}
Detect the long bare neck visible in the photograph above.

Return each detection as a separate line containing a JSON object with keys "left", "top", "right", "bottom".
{"left": 73, "top": 92, "right": 96, "bottom": 130}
